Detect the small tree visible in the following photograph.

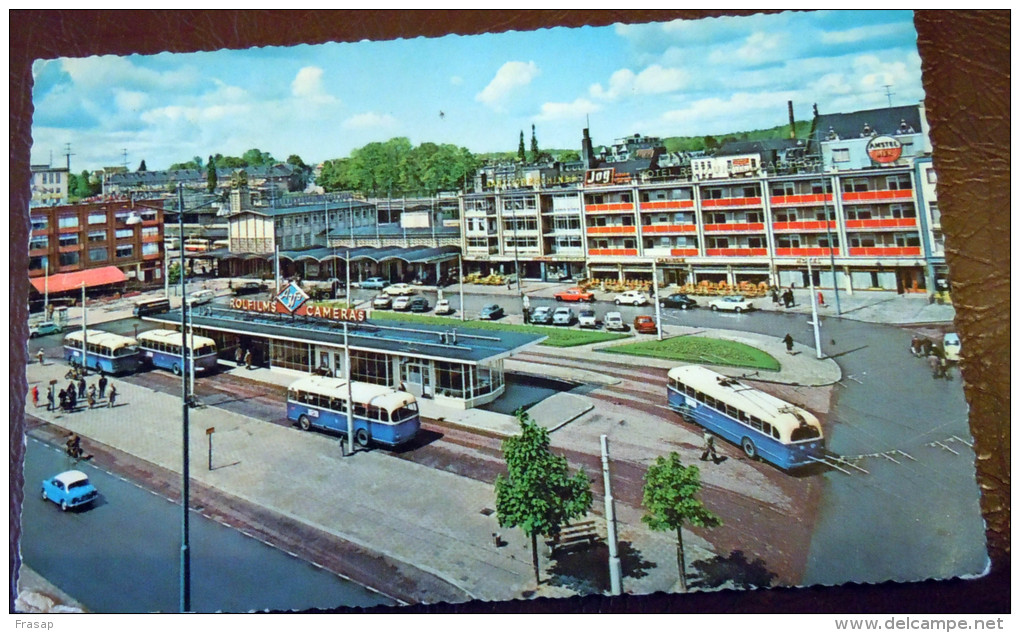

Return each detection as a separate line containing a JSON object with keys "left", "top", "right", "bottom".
{"left": 207, "top": 155, "right": 218, "bottom": 193}
{"left": 495, "top": 411, "right": 592, "bottom": 585}
{"left": 529, "top": 124, "right": 539, "bottom": 163}
{"left": 641, "top": 452, "right": 721, "bottom": 591}
{"left": 517, "top": 130, "right": 526, "bottom": 163}
{"left": 167, "top": 261, "right": 182, "bottom": 285}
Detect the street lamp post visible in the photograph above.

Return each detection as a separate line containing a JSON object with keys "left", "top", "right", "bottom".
{"left": 458, "top": 251, "right": 465, "bottom": 322}
{"left": 177, "top": 183, "right": 191, "bottom": 613}
{"left": 816, "top": 133, "right": 842, "bottom": 315}
{"left": 804, "top": 258, "right": 823, "bottom": 360}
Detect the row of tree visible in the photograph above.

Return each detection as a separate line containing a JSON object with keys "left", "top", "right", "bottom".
{"left": 495, "top": 412, "right": 720, "bottom": 590}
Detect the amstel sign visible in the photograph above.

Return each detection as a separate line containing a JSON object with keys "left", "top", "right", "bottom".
{"left": 866, "top": 135, "right": 903, "bottom": 164}
{"left": 230, "top": 282, "right": 368, "bottom": 323}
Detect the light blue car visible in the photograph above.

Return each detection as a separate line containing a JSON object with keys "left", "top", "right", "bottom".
{"left": 358, "top": 277, "right": 389, "bottom": 290}
{"left": 42, "top": 470, "right": 99, "bottom": 512}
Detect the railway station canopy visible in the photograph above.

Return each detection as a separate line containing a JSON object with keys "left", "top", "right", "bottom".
{"left": 193, "top": 245, "right": 462, "bottom": 266}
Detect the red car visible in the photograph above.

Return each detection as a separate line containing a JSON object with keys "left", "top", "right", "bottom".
{"left": 633, "top": 315, "right": 657, "bottom": 334}
{"left": 554, "top": 287, "right": 595, "bottom": 302}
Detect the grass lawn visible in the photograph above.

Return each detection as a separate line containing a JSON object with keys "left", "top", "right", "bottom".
{"left": 600, "top": 335, "right": 780, "bottom": 371}
{"left": 369, "top": 311, "right": 631, "bottom": 347}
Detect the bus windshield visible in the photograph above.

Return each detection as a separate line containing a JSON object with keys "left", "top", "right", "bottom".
{"left": 391, "top": 402, "right": 419, "bottom": 422}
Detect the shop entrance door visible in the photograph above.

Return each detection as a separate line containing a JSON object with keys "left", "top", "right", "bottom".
{"left": 402, "top": 362, "right": 432, "bottom": 398}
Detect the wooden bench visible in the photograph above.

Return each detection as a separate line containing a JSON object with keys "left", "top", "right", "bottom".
{"left": 545, "top": 519, "right": 601, "bottom": 554}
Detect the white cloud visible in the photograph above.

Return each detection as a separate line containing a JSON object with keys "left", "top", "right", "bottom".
{"left": 342, "top": 111, "right": 397, "bottom": 130}
{"left": 590, "top": 65, "right": 688, "bottom": 100}
{"left": 534, "top": 98, "right": 600, "bottom": 122}
{"left": 475, "top": 61, "right": 540, "bottom": 110}
{"left": 712, "top": 31, "right": 789, "bottom": 66}
{"left": 822, "top": 23, "right": 905, "bottom": 45}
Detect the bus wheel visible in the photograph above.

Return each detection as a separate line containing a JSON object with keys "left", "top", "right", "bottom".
{"left": 172, "top": 363, "right": 182, "bottom": 376}
{"left": 741, "top": 437, "right": 758, "bottom": 460}
{"left": 298, "top": 415, "right": 311, "bottom": 431}
{"left": 355, "top": 428, "right": 370, "bottom": 447}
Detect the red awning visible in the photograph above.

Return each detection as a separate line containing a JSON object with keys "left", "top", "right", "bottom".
{"left": 29, "top": 266, "right": 128, "bottom": 294}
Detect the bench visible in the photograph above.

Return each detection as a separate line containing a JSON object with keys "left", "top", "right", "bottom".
{"left": 544, "top": 519, "right": 601, "bottom": 554}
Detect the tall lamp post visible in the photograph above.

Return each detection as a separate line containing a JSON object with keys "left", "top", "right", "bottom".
{"left": 816, "top": 131, "right": 842, "bottom": 315}
{"left": 176, "top": 182, "right": 191, "bottom": 612}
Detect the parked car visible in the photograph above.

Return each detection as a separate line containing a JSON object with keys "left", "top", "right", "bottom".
{"left": 660, "top": 293, "right": 698, "bottom": 310}
{"left": 384, "top": 283, "right": 416, "bottom": 296}
{"left": 186, "top": 289, "right": 215, "bottom": 306}
{"left": 434, "top": 299, "right": 454, "bottom": 315}
{"left": 943, "top": 332, "right": 961, "bottom": 361}
{"left": 708, "top": 295, "right": 755, "bottom": 313}
{"left": 578, "top": 308, "right": 598, "bottom": 328}
{"left": 633, "top": 315, "right": 658, "bottom": 334}
{"left": 29, "top": 321, "right": 62, "bottom": 338}
{"left": 41, "top": 470, "right": 98, "bottom": 512}
{"left": 614, "top": 290, "right": 649, "bottom": 306}
{"left": 529, "top": 306, "right": 554, "bottom": 325}
{"left": 604, "top": 311, "right": 627, "bottom": 331}
{"left": 372, "top": 294, "right": 393, "bottom": 309}
{"left": 479, "top": 304, "right": 504, "bottom": 320}
{"left": 392, "top": 295, "right": 413, "bottom": 311}
{"left": 233, "top": 281, "right": 268, "bottom": 296}
{"left": 554, "top": 287, "right": 595, "bottom": 302}
{"left": 358, "top": 277, "right": 388, "bottom": 290}
{"left": 552, "top": 306, "right": 576, "bottom": 326}
{"left": 407, "top": 296, "right": 431, "bottom": 313}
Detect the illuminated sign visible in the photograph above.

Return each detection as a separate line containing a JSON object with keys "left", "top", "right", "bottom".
{"left": 230, "top": 282, "right": 368, "bottom": 322}
{"left": 584, "top": 168, "right": 615, "bottom": 186}
{"left": 867, "top": 135, "right": 903, "bottom": 164}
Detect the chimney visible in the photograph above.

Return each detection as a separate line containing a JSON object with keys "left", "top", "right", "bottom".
{"left": 581, "top": 128, "right": 595, "bottom": 169}
{"left": 788, "top": 101, "right": 796, "bottom": 139}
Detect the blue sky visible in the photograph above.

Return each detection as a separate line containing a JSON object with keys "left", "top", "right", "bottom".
{"left": 31, "top": 10, "right": 924, "bottom": 172}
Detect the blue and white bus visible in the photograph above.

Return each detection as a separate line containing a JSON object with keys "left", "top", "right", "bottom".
{"left": 136, "top": 329, "right": 219, "bottom": 375}
{"left": 63, "top": 330, "right": 142, "bottom": 374}
{"left": 667, "top": 365, "right": 825, "bottom": 470}
{"left": 287, "top": 376, "right": 421, "bottom": 448}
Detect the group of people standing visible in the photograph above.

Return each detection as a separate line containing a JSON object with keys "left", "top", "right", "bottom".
{"left": 771, "top": 286, "right": 797, "bottom": 308}
{"left": 32, "top": 372, "right": 118, "bottom": 412}
{"left": 910, "top": 335, "right": 952, "bottom": 380}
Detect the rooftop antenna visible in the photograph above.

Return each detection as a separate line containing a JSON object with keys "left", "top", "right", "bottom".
{"left": 122, "top": 148, "right": 129, "bottom": 170}
{"left": 883, "top": 84, "right": 894, "bottom": 107}
{"left": 64, "top": 142, "right": 74, "bottom": 172}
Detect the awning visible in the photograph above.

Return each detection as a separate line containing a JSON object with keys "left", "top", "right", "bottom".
{"left": 29, "top": 266, "right": 127, "bottom": 294}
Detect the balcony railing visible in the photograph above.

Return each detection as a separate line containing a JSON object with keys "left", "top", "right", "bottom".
{"left": 841, "top": 189, "right": 914, "bottom": 203}
{"left": 584, "top": 202, "right": 635, "bottom": 213}
{"left": 702, "top": 222, "right": 766, "bottom": 233}
{"left": 586, "top": 226, "right": 637, "bottom": 235}
{"left": 844, "top": 218, "right": 918, "bottom": 229}
{"left": 774, "top": 247, "right": 841, "bottom": 257}
{"left": 588, "top": 248, "right": 638, "bottom": 256}
{"left": 847, "top": 246, "right": 922, "bottom": 257}
{"left": 639, "top": 200, "right": 695, "bottom": 211}
{"left": 704, "top": 247, "right": 768, "bottom": 257}
{"left": 772, "top": 220, "right": 836, "bottom": 231}
{"left": 769, "top": 193, "right": 833, "bottom": 207}
{"left": 641, "top": 224, "right": 697, "bottom": 234}
{"left": 700, "top": 196, "right": 762, "bottom": 209}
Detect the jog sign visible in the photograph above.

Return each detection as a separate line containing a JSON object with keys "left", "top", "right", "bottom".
{"left": 867, "top": 135, "right": 903, "bottom": 164}
{"left": 585, "top": 168, "right": 615, "bottom": 186}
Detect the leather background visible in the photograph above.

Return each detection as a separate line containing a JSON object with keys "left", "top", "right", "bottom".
{"left": 9, "top": 10, "right": 1010, "bottom": 613}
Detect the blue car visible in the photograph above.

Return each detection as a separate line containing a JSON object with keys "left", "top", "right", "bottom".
{"left": 479, "top": 304, "right": 504, "bottom": 320}
{"left": 359, "top": 277, "right": 389, "bottom": 290}
{"left": 42, "top": 470, "right": 98, "bottom": 511}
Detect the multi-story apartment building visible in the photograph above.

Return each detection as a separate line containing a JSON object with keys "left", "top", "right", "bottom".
{"left": 459, "top": 102, "right": 941, "bottom": 294}
{"left": 30, "top": 164, "right": 70, "bottom": 207}
{"left": 28, "top": 199, "right": 165, "bottom": 299}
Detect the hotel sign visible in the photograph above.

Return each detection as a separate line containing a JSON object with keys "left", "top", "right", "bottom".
{"left": 230, "top": 282, "right": 368, "bottom": 322}
{"left": 866, "top": 135, "right": 903, "bottom": 164}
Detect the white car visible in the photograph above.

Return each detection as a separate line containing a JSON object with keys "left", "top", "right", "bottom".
{"left": 384, "top": 283, "right": 417, "bottom": 296}
{"left": 614, "top": 290, "right": 649, "bottom": 306}
{"left": 372, "top": 294, "right": 393, "bottom": 309}
{"left": 708, "top": 295, "right": 754, "bottom": 313}
{"left": 943, "top": 332, "right": 961, "bottom": 361}
{"left": 392, "top": 295, "right": 412, "bottom": 311}
{"left": 578, "top": 308, "right": 597, "bottom": 328}
{"left": 604, "top": 311, "right": 627, "bottom": 331}
{"left": 434, "top": 299, "right": 454, "bottom": 315}
{"left": 186, "top": 289, "right": 215, "bottom": 306}
{"left": 552, "top": 306, "right": 576, "bottom": 326}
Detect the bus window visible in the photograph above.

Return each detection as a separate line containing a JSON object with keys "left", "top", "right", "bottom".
{"left": 790, "top": 423, "right": 820, "bottom": 441}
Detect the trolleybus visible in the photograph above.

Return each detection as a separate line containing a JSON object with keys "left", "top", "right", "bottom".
{"left": 132, "top": 297, "right": 171, "bottom": 317}
{"left": 667, "top": 365, "right": 824, "bottom": 470}
{"left": 287, "top": 376, "right": 421, "bottom": 448}
{"left": 136, "top": 328, "right": 219, "bottom": 375}
{"left": 62, "top": 330, "right": 142, "bottom": 374}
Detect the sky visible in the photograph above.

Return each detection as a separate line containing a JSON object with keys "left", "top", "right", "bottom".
{"left": 30, "top": 10, "right": 925, "bottom": 173}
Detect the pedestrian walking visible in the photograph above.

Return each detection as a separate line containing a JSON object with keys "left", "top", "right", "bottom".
{"left": 78, "top": 377, "right": 86, "bottom": 399}
{"left": 98, "top": 374, "right": 108, "bottom": 399}
{"left": 817, "top": 291, "right": 825, "bottom": 306}
{"left": 68, "top": 388, "right": 77, "bottom": 411}
{"left": 235, "top": 346, "right": 244, "bottom": 367}
{"left": 88, "top": 384, "right": 97, "bottom": 401}
{"left": 771, "top": 286, "right": 779, "bottom": 304}
{"left": 244, "top": 349, "right": 253, "bottom": 370}
{"left": 46, "top": 388, "right": 55, "bottom": 412}
{"left": 87, "top": 392, "right": 96, "bottom": 409}
{"left": 66, "top": 381, "right": 76, "bottom": 401}
{"left": 910, "top": 336, "right": 921, "bottom": 357}
{"left": 36, "top": 349, "right": 45, "bottom": 365}
{"left": 783, "top": 333, "right": 795, "bottom": 354}
{"left": 928, "top": 354, "right": 940, "bottom": 379}
{"left": 700, "top": 431, "right": 719, "bottom": 463}
{"left": 31, "top": 385, "right": 39, "bottom": 408}
{"left": 783, "top": 289, "right": 794, "bottom": 308}
{"left": 108, "top": 384, "right": 117, "bottom": 407}
{"left": 506, "top": 279, "right": 512, "bottom": 290}
{"left": 938, "top": 356, "right": 950, "bottom": 380}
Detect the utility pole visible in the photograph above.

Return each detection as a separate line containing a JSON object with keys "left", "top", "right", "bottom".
{"left": 178, "top": 183, "right": 191, "bottom": 613}
{"left": 601, "top": 435, "right": 622, "bottom": 595}
{"left": 652, "top": 260, "right": 663, "bottom": 341}
{"left": 805, "top": 259, "right": 823, "bottom": 359}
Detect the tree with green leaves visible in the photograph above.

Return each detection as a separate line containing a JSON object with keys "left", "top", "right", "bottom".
{"left": 641, "top": 452, "right": 721, "bottom": 591}
{"left": 494, "top": 411, "right": 592, "bottom": 585}
{"left": 530, "top": 124, "right": 540, "bottom": 163}
{"left": 137, "top": 160, "right": 147, "bottom": 172}
{"left": 517, "top": 130, "right": 526, "bottom": 163}
{"left": 167, "top": 261, "right": 182, "bottom": 285}
{"left": 207, "top": 155, "right": 218, "bottom": 193}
